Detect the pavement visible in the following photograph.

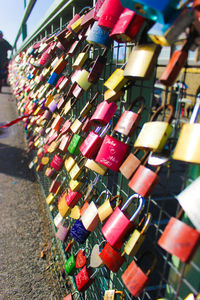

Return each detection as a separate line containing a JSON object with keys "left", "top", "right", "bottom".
{"left": 0, "top": 86, "right": 66, "bottom": 299}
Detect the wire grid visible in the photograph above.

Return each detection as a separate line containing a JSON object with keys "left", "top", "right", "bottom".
{"left": 21, "top": 7, "right": 200, "bottom": 300}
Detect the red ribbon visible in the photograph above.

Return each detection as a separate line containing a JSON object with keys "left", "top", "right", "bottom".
{"left": 0, "top": 114, "right": 32, "bottom": 128}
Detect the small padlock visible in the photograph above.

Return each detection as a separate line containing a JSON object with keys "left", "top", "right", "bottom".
{"left": 67, "top": 133, "right": 84, "bottom": 156}
{"left": 104, "top": 290, "right": 125, "bottom": 300}
{"left": 48, "top": 71, "right": 61, "bottom": 86}
{"left": 85, "top": 159, "right": 108, "bottom": 175}
{"left": 88, "top": 48, "right": 108, "bottom": 83}
{"left": 123, "top": 212, "right": 152, "bottom": 257}
{"left": 50, "top": 153, "right": 65, "bottom": 172}
{"left": 72, "top": 44, "right": 91, "bottom": 70}
{"left": 76, "top": 247, "right": 90, "bottom": 268}
{"left": 53, "top": 54, "right": 68, "bottom": 74}
{"left": 110, "top": 8, "right": 146, "bottom": 43}
{"left": 75, "top": 69, "right": 92, "bottom": 92}
{"left": 63, "top": 291, "right": 80, "bottom": 300}
{"left": 90, "top": 240, "right": 107, "bottom": 268}
{"left": 87, "top": 21, "right": 112, "bottom": 48}
{"left": 122, "top": 251, "right": 157, "bottom": 297}
{"left": 70, "top": 116, "right": 87, "bottom": 134}
{"left": 134, "top": 104, "right": 174, "bottom": 152}
{"left": 90, "top": 101, "right": 118, "bottom": 126}
{"left": 98, "top": 194, "right": 122, "bottom": 223}
{"left": 64, "top": 156, "right": 76, "bottom": 172}
{"left": 64, "top": 249, "right": 79, "bottom": 275}
{"left": 123, "top": 43, "right": 161, "bottom": 81}
{"left": 104, "top": 67, "right": 128, "bottom": 93}
{"left": 59, "top": 134, "right": 72, "bottom": 153}
{"left": 75, "top": 265, "right": 97, "bottom": 292}
{"left": 70, "top": 219, "right": 91, "bottom": 244}
{"left": 56, "top": 222, "right": 70, "bottom": 242}
{"left": 184, "top": 293, "right": 200, "bottom": 300}
{"left": 158, "top": 209, "right": 200, "bottom": 263}
{"left": 81, "top": 8, "right": 95, "bottom": 28}
{"left": 69, "top": 157, "right": 86, "bottom": 180}
{"left": 102, "top": 193, "right": 144, "bottom": 249}
{"left": 65, "top": 188, "right": 82, "bottom": 208}
{"left": 114, "top": 96, "right": 145, "bottom": 137}
{"left": 58, "top": 192, "right": 71, "bottom": 218}
{"left": 99, "top": 242, "right": 125, "bottom": 272}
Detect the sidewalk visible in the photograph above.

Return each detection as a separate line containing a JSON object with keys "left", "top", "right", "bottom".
{"left": 0, "top": 86, "right": 64, "bottom": 299}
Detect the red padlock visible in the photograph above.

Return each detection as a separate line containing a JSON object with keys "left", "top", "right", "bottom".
{"left": 99, "top": 242, "right": 125, "bottom": 272}
{"left": 158, "top": 209, "right": 200, "bottom": 263}
{"left": 122, "top": 251, "right": 157, "bottom": 297}
{"left": 50, "top": 154, "right": 65, "bottom": 171}
{"left": 49, "top": 178, "right": 61, "bottom": 194}
{"left": 90, "top": 100, "right": 118, "bottom": 126}
{"left": 65, "top": 188, "right": 82, "bottom": 208}
{"left": 114, "top": 96, "right": 145, "bottom": 137}
{"left": 75, "top": 266, "right": 97, "bottom": 292}
{"left": 102, "top": 194, "right": 144, "bottom": 249}
{"left": 98, "top": 0, "right": 124, "bottom": 31}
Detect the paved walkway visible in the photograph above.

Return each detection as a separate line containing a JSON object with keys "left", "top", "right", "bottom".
{"left": 0, "top": 86, "right": 63, "bottom": 299}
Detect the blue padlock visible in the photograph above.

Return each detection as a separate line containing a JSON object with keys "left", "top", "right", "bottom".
{"left": 120, "top": 0, "right": 180, "bottom": 24}
{"left": 48, "top": 71, "right": 61, "bottom": 86}
{"left": 70, "top": 219, "right": 90, "bottom": 244}
{"left": 87, "top": 21, "right": 112, "bottom": 48}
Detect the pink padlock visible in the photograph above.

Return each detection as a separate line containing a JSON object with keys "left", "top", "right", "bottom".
{"left": 98, "top": 0, "right": 124, "bottom": 31}
{"left": 65, "top": 188, "right": 82, "bottom": 208}
{"left": 56, "top": 222, "right": 70, "bottom": 242}
{"left": 50, "top": 154, "right": 64, "bottom": 171}
{"left": 90, "top": 101, "right": 118, "bottom": 126}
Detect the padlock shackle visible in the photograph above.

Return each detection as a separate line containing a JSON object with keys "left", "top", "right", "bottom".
{"left": 137, "top": 250, "right": 157, "bottom": 276}
{"left": 89, "top": 91, "right": 100, "bottom": 104}
{"left": 189, "top": 96, "right": 200, "bottom": 124}
{"left": 96, "top": 190, "right": 110, "bottom": 204}
{"left": 139, "top": 213, "right": 152, "bottom": 234}
{"left": 115, "top": 290, "right": 126, "bottom": 300}
{"left": 150, "top": 104, "right": 174, "bottom": 124}
{"left": 109, "top": 194, "right": 122, "bottom": 209}
{"left": 121, "top": 194, "right": 145, "bottom": 222}
{"left": 128, "top": 96, "right": 145, "bottom": 115}
{"left": 81, "top": 43, "right": 92, "bottom": 53}
{"left": 71, "top": 290, "right": 80, "bottom": 298}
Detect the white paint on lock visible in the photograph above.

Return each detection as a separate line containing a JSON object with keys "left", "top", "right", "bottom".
{"left": 176, "top": 176, "right": 200, "bottom": 232}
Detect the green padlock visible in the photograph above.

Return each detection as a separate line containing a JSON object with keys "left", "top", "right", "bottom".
{"left": 64, "top": 252, "right": 77, "bottom": 275}
{"left": 67, "top": 134, "right": 84, "bottom": 155}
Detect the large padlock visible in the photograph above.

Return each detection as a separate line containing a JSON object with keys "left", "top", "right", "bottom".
{"left": 99, "top": 242, "right": 125, "bottom": 272}
{"left": 95, "top": 130, "right": 131, "bottom": 172}
{"left": 128, "top": 159, "right": 160, "bottom": 197}
{"left": 123, "top": 212, "right": 152, "bottom": 257}
{"left": 65, "top": 188, "right": 82, "bottom": 208}
{"left": 114, "top": 96, "right": 145, "bottom": 137}
{"left": 104, "top": 290, "right": 125, "bottom": 300}
{"left": 98, "top": 194, "right": 122, "bottom": 223}
{"left": 158, "top": 209, "right": 200, "bottom": 263}
{"left": 110, "top": 8, "right": 146, "bottom": 43}
{"left": 85, "top": 158, "right": 108, "bottom": 175}
{"left": 79, "top": 123, "right": 110, "bottom": 159}
{"left": 97, "top": 0, "right": 124, "bottom": 31}
{"left": 87, "top": 21, "right": 112, "bottom": 48}
{"left": 104, "top": 67, "right": 128, "bottom": 93}
{"left": 120, "top": 0, "right": 180, "bottom": 24}
{"left": 90, "top": 101, "right": 118, "bottom": 126}
{"left": 122, "top": 251, "right": 157, "bottom": 297}
{"left": 88, "top": 48, "right": 108, "bottom": 83}
{"left": 102, "top": 193, "right": 144, "bottom": 248}
{"left": 134, "top": 104, "right": 174, "bottom": 152}
{"left": 176, "top": 176, "right": 200, "bottom": 232}
{"left": 75, "top": 266, "right": 97, "bottom": 292}
{"left": 72, "top": 44, "right": 92, "bottom": 70}
{"left": 148, "top": 8, "right": 194, "bottom": 46}
{"left": 81, "top": 190, "right": 110, "bottom": 232}
{"left": 70, "top": 219, "right": 90, "bottom": 244}
{"left": 123, "top": 43, "right": 161, "bottom": 81}
{"left": 172, "top": 97, "right": 200, "bottom": 164}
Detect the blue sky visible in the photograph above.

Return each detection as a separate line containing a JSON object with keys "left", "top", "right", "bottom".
{"left": 0, "top": 0, "right": 54, "bottom": 47}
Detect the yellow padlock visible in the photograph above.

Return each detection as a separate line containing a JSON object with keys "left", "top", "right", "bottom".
{"left": 69, "top": 158, "right": 86, "bottom": 180}
{"left": 76, "top": 69, "right": 92, "bottom": 91}
{"left": 58, "top": 192, "right": 71, "bottom": 218}
{"left": 69, "top": 179, "right": 83, "bottom": 192}
{"left": 184, "top": 294, "right": 200, "bottom": 300}
{"left": 70, "top": 118, "right": 84, "bottom": 134}
{"left": 64, "top": 156, "right": 76, "bottom": 172}
{"left": 123, "top": 213, "right": 152, "bottom": 257}
{"left": 46, "top": 193, "right": 55, "bottom": 205}
{"left": 104, "top": 68, "right": 128, "bottom": 93}
{"left": 104, "top": 290, "right": 125, "bottom": 300}
{"left": 70, "top": 15, "right": 84, "bottom": 33}
{"left": 85, "top": 159, "right": 107, "bottom": 176}
{"left": 72, "top": 44, "right": 91, "bottom": 70}
{"left": 98, "top": 194, "right": 122, "bottom": 223}
{"left": 134, "top": 104, "right": 174, "bottom": 152}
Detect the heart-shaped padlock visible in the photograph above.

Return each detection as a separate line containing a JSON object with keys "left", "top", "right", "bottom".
{"left": 76, "top": 247, "right": 90, "bottom": 268}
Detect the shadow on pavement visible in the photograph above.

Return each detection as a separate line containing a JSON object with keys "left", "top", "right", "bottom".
{"left": 0, "top": 142, "right": 36, "bottom": 182}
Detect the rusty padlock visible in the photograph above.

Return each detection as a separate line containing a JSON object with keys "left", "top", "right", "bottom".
{"left": 104, "top": 290, "right": 125, "bottom": 300}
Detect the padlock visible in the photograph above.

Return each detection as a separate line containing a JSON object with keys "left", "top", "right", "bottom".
{"left": 122, "top": 251, "right": 157, "bottom": 297}
{"left": 55, "top": 29, "right": 74, "bottom": 51}
{"left": 76, "top": 247, "right": 90, "bottom": 268}
{"left": 67, "top": 13, "right": 81, "bottom": 30}
{"left": 184, "top": 293, "right": 200, "bottom": 300}
{"left": 51, "top": 114, "right": 64, "bottom": 131}
{"left": 58, "top": 192, "right": 71, "bottom": 218}
{"left": 75, "top": 265, "right": 97, "bottom": 292}
{"left": 52, "top": 54, "right": 68, "bottom": 74}
{"left": 56, "top": 222, "right": 70, "bottom": 242}
{"left": 89, "top": 240, "right": 107, "bottom": 268}
{"left": 60, "top": 119, "right": 72, "bottom": 135}
{"left": 68, "top": 40, "right": 83, "bottom": 57}
{"left": 79, "top": 124, "right": 110, "bottom": 159}
{"left": 88, "top": 48, "right": 108, "bottom": 83}
{"left": 68, "top": 133, "right": 84, "bottom": 156}
{"left": 57, "top": 76, "right": 70, "bottom": 92}
{"left": 114, "top": 96, "right": 145, "bottom": 137}
{"left": 134, "top": 104, "right": 174, "bottom": 152}
{"left": 104, "top": 68, "right": 128, "bottom": 93}
{"left": 63, "top": 97, "right": 79, "bottom": 115}
{"left": 81, "top": 191, "right": 110, "bottom": 232}
{"left": 81, "top": 8, "right": 95, "bottom": 28}
{"left": 120, "top": 0, "right": 180, "bottom": 24}
{"left": 75, "top": 69, "right": 92, "bottom": 91}
{"left": 102, "top": 193, "right": 144, "bottom": 248}
{"left": 49, "top": 177, "right": 61, "bottom": 194}
{"left": 58, "top": 134, "right": 72, "bottom": 153}
{"left": 87, "top": 21, "right": 112, "bottom": 48}
{"left": 48, "top": 71, "right": 61, "bottom": 86}
{"left": 148, "top": 8, "right": 194, "bottom": 46}
{"left": 72, "top": 44, "right": 91, "bottom": 70}
{"left": 128, "top": 158, "right": 160, "bottom": 197}
{"left": 158, "top": 209, "right": 200, "bottom": 263}
{"left": 72, "top": 84, "right": 84, "bottom": 99}
{"left": 160, "top": 33, "right": 196, "bottom": 86}
{"left": 50, "top": 153, "right": 65, "bottom": 171}
{"left": 97, "top": 0, "right": 124, "bottom": 31}
{"left": 104, "top": 89, "right": 125, "bottom": 103}
{"left": 64, "top": 250, "right": 79, "bottom": 275}
{"left": 90, "top": 101, "right": 118, "bottom": 126}
{"left": 70, "top": 205, "right": 81, "bottom": 220}
{"left": 104, "top": 290, "right": 125, "bottom": 300}
{"left": 54, "top": 212, "right": 64, "bottom": 228}
{"left": 123, "top": 212, "right": 152, "bottom": 257}
{"left": 123, "top": 43, "right": 161, "bottom": 81}
{"left": 69, "top": 158, "right": 86, "bottom": 180}
{"left": 176, "top": 176, "right": 200, "bottom": 232}
{"left": 70, "top": 116, "right": 87, "bottom": 134}
{"left": 64, "top": 156, "right": 76, "bottom": 172}
{"left": 110, "top": 8, "right": 146, "bottom": 43}
{"left": 69, "top": 178, "right": 83, "bottom": 192}
{"left": 65, "top": 188, "right": 82, "bottom": 208}
{"left": 99, "top": 242, "right": 125, "bottom": 272}
{"left": 70, "top": 219, "right": 91, "bottom": 244}
{"left": 98, "top": 194, "right": 122, "bottom": 222}
{"left": 79, "top": 91, "right": 99, "bottom": 118}
{"left": 120, "top": 150, "right": 149, "bottom": 180}
{"left": 63, "top": 291, "right": 80, "bottom": 300}
{"left": 172, "top": 96, "right": 200, "bottom": 164}
{"left": 95, "top": 130, "right": 131, "bottom": 172}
